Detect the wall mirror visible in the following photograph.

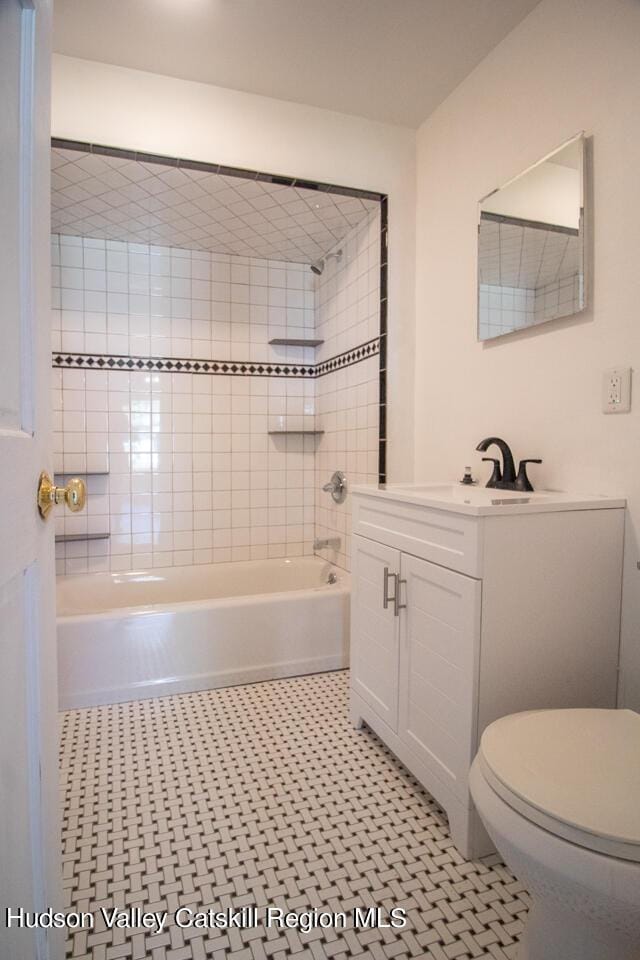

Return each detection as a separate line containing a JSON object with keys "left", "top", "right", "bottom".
{"left": 477, "top": 133, "right": 585, "bottom": 341}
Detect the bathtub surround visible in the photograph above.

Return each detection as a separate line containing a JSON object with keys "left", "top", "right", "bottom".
{"left": 52, "top": 239, "right": 313, "bottom": 571}
{"left": 52, "top": 212, "right": 381, "bottom": 574}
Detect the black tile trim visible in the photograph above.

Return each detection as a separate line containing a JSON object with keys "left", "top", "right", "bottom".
{"left": 315, "top": 339, "right": 380, "bottom": 377}
{"left": 51, "top": 138, "right": 386, "bottom": 203}
{"left": 52, "top": 352, "right": 315, "bottom": 378}
{"left": 378, "top": 196, "right": 389, "bottom": 483}
{"left": 51, "top": 339, "right": 380, "bottom": 379}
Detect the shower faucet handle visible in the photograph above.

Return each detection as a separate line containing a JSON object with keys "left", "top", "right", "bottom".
{"left": 322, "top": 471, "right": 347, "bottom": 503}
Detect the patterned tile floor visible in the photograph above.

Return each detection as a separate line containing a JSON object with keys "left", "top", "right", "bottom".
{"left": 60, "top": 671, "right": 529, "bottom": 959}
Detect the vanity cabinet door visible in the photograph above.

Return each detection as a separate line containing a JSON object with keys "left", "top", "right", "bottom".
{"left": 398, "top": 553, "right": 481, "bottom": 801}
{"left": 351, "top": 535, "right": 401, "bottom": 731}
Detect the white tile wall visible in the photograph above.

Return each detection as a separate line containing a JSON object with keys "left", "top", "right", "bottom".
{"left": 51, "top": 235, "right": 316, "bottom": 363}
{"left": 52, "top": 236, "right": 318, "bottom": 573}
{"left": 314, "top": 210, "right": 381, "bottom": 570}
{"left": 52, "top": 218, "right": 381, "bottom": 575}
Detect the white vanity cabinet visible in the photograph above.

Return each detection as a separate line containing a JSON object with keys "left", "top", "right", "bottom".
{"left": 350, "top": 536, "right": 401, "bottom": 730}
{"left": 350, "top": 484, "right": 625, "bottom": 858}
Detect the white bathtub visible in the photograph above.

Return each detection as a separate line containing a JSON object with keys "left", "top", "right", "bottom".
{"left": 57, "top": 556, "right": 350, "bottom": 709}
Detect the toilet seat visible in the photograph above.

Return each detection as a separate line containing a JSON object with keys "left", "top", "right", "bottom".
{"left": 477, "top": 708, "right": 640, "bottom": 862}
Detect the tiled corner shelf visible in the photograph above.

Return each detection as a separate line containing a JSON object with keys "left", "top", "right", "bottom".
{"left": 268, "top": 338, "right": 324, "bottom": 347}
{"left": 268, "top": 430, "right": 325, "bottom": 436}
{"left": 54, "top": 471, "right": 109, "bottom": 477}
{"left": 55, "top": 533, "right": 110, "bottom": 544}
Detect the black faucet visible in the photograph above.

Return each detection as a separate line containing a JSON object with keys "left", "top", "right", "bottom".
{"left": 475, "top": 437, "right": 542, "bottom": 491}
{"left": 476, "top": 437, "right": 516, "bottom": 488}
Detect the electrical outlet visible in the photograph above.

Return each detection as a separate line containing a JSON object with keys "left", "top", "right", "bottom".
{"left": 602, "top": 367, "right": 632, "bottom": 414}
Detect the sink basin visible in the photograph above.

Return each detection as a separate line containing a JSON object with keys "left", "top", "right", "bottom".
{"left": 351, "top": 482, "right": 625, "bottom": 516}
{"left": 395, "top": 483, "right": 550, "bottom": 500}
{"left": 390, "top": 483, "right": 554, "bottom": 505}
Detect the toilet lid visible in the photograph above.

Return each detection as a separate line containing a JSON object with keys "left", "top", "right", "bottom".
{"left": 478, "top": 708, "right": 640, "bottom": 862}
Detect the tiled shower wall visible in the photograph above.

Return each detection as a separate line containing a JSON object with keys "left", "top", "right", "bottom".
{"left": 52, "top": 237, "right": 317, "bottom": 573}
{"left": 52, "top": 210, "right": 380, "bottom": 574}
{"left": 314, "top": 210, "right": 381, "bottom": 571}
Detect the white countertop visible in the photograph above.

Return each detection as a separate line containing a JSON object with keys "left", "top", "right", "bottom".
{"left": 351, "top": 482, "right": 626, "bottom": 517}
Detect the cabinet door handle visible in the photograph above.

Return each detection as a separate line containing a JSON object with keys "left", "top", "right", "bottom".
{"left": 383, "top": 566, "right": 393, "bottom": 608}
{"left": 394, "top": 578, "right": 407, "bottom": 617}
{"left": 384, "top": 567, "right": 405, "bottom": 615}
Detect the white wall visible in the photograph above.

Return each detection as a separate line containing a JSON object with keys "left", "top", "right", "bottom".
{"left": 415, "top": 0, "right": 640, "bottom": 709}
{"left": 51, "top": 54, "right": 416, "bottom": 483}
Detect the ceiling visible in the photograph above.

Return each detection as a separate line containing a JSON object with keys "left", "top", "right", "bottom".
{"left": 52, "top": 0, "right": 541, "bottom": 128}
{"left": 51, "top": 146, "right": 378, "bottom": 262}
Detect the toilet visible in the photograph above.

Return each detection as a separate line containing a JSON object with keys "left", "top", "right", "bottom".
{"left": 469, "top": 708, "right": 640, "bottom": 960}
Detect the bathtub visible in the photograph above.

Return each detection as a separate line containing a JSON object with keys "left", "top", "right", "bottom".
{"left": 57, "top": 556, "right": 350, "bottom": 709}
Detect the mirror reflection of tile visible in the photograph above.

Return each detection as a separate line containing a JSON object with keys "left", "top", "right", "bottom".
{"left": 478, "top": 134, "right": 585, "bottom": 341}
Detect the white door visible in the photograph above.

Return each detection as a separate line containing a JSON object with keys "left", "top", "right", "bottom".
{"left": 350, "top": 535, "right": 401, "bottom": 730}
{"left": 0, "top": 3, "right": 62, "bottom": 959}
{"left": 398, "top": 553, "right": 481, "bottom": 801}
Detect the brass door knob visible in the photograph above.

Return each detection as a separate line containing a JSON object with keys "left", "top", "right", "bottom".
{"left": 37, "top": 472, "right": 87, "bottom": 519}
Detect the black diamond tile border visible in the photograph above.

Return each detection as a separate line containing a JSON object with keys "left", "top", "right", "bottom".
{"left": 52, "top": 338, "right": 380, "bottom": 380}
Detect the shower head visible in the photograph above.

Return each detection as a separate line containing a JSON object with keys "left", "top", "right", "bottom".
{"left": 309, "top": 248, "right": 343, "bottom": 276}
